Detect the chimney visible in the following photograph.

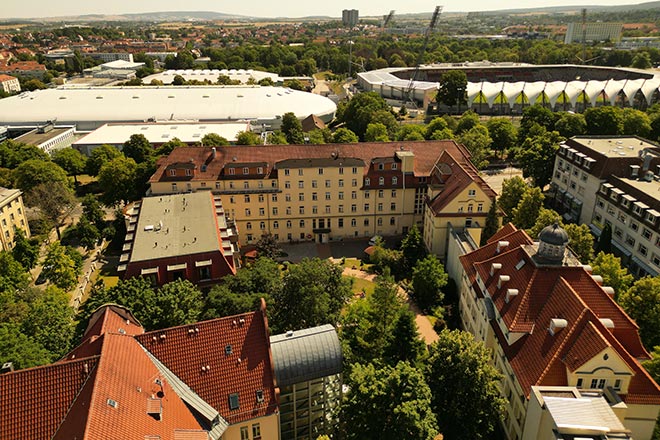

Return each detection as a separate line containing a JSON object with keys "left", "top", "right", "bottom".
{"left": 602, "top": 286, "right": 615, "bottom": 296}
{"left": 548, "top": 318, "right": 568, "bottom": 336}
{"left": 505, "top": 289, "right": 519, "bottom": 303}
{"left": 591, "top": 275, "right": 603, "bottom": 285}
{"left": 496, "top": 241, "right": 510, "bottom": 253}
{"left": 599, "top": 318, "right": 615, "bottom": 329}
{"left": 498, "top": 275, "right": 510, "bottom": 289}
{"left": 490, "top": 263, "right": 502, "bottom": 276}
{"left": 211, "top": 147, "right": 216, "bottom": 158}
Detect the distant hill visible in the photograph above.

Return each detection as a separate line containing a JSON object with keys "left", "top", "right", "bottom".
{"left": 475, "top": 1, "right": 660, "bottom": 15}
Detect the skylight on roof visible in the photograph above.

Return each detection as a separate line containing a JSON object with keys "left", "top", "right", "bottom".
{"left": 225, "top": 344, "right": 232, "bottom": 355}
{"left": 515, "top": 259, "right": 526, "bottom": 270}
{"left": 229, "top": 393, "right": 240, "bottom": 410}
{"left": 107, "top": 398, "right": 118, "bottom": 409}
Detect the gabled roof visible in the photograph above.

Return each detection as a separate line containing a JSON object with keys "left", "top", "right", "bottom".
{"left": 0, "top": 304, "right": 278, "bottom": 439}
{"left": 460, "top": 223, "right": 660, "bottom": 404}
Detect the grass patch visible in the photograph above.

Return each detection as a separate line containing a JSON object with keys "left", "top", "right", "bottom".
{"left": 99, "top": 275, "right": 119, "bottom": 288}
{"left": 345, "top": 275, "right": 376, "bottom": 297}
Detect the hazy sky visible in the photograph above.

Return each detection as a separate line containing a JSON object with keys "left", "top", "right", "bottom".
{"left": 0, "top": 0, "right": 647, "bottom": 19}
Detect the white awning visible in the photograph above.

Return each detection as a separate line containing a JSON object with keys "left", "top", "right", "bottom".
{"left": 167, "top": 263, "right": 187, "bottom": 271}
{"left": 622, "top": 194, "right": 636, "bottom": 201}
{"left": 195, "top": 260, "right": 213, "bottom": 267}
{"left": 141, "top": 267, "right": 159, "bottom": 275}
{"left": 648, "top": 209, "right": 660, "bottom": 217}
{"left": 634, "top": 201, "right": 650, "bottom": 209}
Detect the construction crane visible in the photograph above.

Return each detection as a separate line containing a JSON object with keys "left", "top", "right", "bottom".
{"left": 405, "top": 5, "right": 443, "bottom": 106}
{"left": 382, "top": 10, "right": 395, "bottom": 30}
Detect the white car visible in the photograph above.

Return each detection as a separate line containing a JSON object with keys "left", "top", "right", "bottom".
{"left": 368, "top": 235, "right": 383, "bottom": 246}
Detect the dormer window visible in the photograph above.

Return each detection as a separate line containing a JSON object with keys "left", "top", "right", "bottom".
{"left": 185, "top": 169, "right": 191, "bottom": 176}
{"left": 228, "top": 168, "right": 235, "bottom": 175}
{"left": 243, "top": 167, "right": 249, "bottom": 175}
{"left": 257, "top": 167, "right": 263, "bottom": 174}
{"left": 379, "top": 177, "right": 384, "bottom": 186}
{"left": 378, "top": 163, "right": 384, "bottom": 170}
{"left": 169, "top": 169, "right": 176, "bottom": 176}
{"left": 391, "top": 163, "right": 398, "bottom": 170}
{"left": 229, "top": 393, "right": 240, "bottom": 410}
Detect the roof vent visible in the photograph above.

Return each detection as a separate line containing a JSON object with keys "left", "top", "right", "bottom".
{"left": 497, "top": 275, "right": 510, "bottom": 289}
{"left": 1, "top": 362, "right": 14, "bottom": 374}
{"left": 286, "top": 330, "right": 294, "bottom": 337}
{"left": 256, "top": 390, "right": 264, "bottom": 403}
{"left": 239, "top": 318, "right": 245, "bottom": 325}
{"left": 600, "top": 318, "right": 615, "bottom": 329}
{"left": 505, "top": 289, "right": 519, "bottom": 304}
{"left": 591, "top": 275, "right": 604, "bottom": 285}
{"left": 496, "top": 241, "right": 510, "bottom": 253}
{"left": 107, "top": 398, "right": 119, "bottom": 409}
{"left": 602, "top": 286, "right": 615, "bottom": 296}
{"left": 490, "top": 263, "right": 502, "bottom": 276}
{"left": 548, "top": 318, "right": 568, "bottom": 336}
{"left": 582, "top": 264, "right": 593, "bottom": 273}
{"left": 146, "top": 398, "right": 162, "bottom": 420}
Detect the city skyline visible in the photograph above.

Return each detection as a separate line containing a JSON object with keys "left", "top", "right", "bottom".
{"left": 0, "top": 0, "right": 648, "bottom": 20}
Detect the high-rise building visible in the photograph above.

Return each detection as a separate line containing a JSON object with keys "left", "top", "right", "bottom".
{"left": 564, "top": 22, "right": 623, "bottom": 44}
{"left": 342, "top": 9, "right": 359, "bottom": 27}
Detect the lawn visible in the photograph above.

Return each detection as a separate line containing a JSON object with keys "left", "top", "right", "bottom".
{"left": 344, "top": 275, "right": 376, "bottom": 297}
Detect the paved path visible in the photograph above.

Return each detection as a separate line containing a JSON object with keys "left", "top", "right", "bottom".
{"left": 341, "top": 265, "right": 439, "bottom": 345}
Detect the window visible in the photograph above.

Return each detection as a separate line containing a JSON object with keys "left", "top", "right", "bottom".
{"left": 468, "top": 204, "right": 473, "bottom": 212}
{"left": 390, "top": 202, "right": 396, "bottom": 211}
{"left": 285, "top": 181, "right": 291, "bottom": 189}
{"left": 378, "top": 203, "right": 383, "bottom": 212}
{"left": 352, "top": 191, "right": 357, "bottom": 199}
{"left": 338, "top": 205, "right": 344, "bottom": 213}
{"left": 273, "top": 221, "right": 279, "bottom": 229}
{"left": 312, "top": 192, "right": 318, "bottom": 201}
{"left": 272, "top": 194, "right": 278, "bottom": 202}
{"left": 351, "top": 204, "right": 357, "bottom": 213}
{"left": 390, "top": 217, "right": 396, "bottom": 226}
{"left": 259, "top": 208, "right": 265, "bottom": 216}
{"left": 240, "top": 427, "right": 249, "bottom": 440}
{"left": 285, "top": 207, "right": 291, "bottom": 215}
{"left": 299, "top": 220, "right": 305, "bottom": 228}
{"left": 643, "top": 228, "right": 652, "bottom": 240}
{"left": 364, "top": 219, "right": 369, "bottom": 226}
{"left": 639, "top": 244, "right": 648, "bottom": 256}
{"left": 252, "top": 423, "right": 261, "bottom": 440}
{"left": 229, "top": 196, "right": 235, "bottom": 204}
{"left": 339, "top": 179, "right": 344, "bottom": 187}
{"left": 391, "top": 190, "right": 397, "bottom": 198}
{"left": 365, "top": 178, "right": 370, "bottom": 186}
{"left": 352, "top": 178, "right": 357, "bottom": 187}
{"left": 298, "top": 181, "right": 304, "bottom": 188}
{"left": 284, "top": 169, "right": 290, "bottom": 176}
{"left": 325, "top": 192, "right": 331, "bottom": 200}
{"left": 298, "top": 169, "right": 303, "bottom": 176}
{"left": 298, "top": 193, "right": 304, "bottom": 201}
{"left": 312, "top": 206, "right": 318, "bottom": 214}
{"left": 229, "top": 393, "right": 240, "bottom": 410}
{"left": 325, "top": 205, "right": 331, "bottom": 214}
{"left": 338, "top": 218, "right": 344, "bottom": 228}
{"left": 299, "top": 206, "right": 304, "bottom": 215}
{"left": 244, "top": 195, "right": 250, "bottom": 203}
{"left": 364, "top": 191, "right": 370, "bottom": 199}
{"left": 654, "top": 253, "right": 660, "bottom": 267}
{"left": 286, "top": 220, "right": 292, "bottom": 229}
{"left": 379, "top": 177, "right": 385, "bottom": 186}
{"left": 339, "top": 192, "right": 344, "bottom": 200}
{"left": 391, "top": 163, "right": 398, "bottom": 170}
{"left": 477, "top": 203, "right": 483, "bottom": 212}
{"left": 626, "top": 235, "right": 636, "bottom": 247}
{"left": 259, "top": 222, "right": 265, "bottom": 230}
{"left": 245, "top": 208, "right": 251, "bottom": 216}
{"left": 172, "top": 183, "right": 178, "bottom": 191}
{"left": 631, "top": 221, "right": 639, "bottom": 232}
{"left": 378, "top": 163, "right": 384, "bottom": 170}
{"left": 312, "top": 180, "right": 318, "bottom": 188}
{"left": 258, "top": 194, "right": 264, "bottom": 203}
{"left": 185, "top": 169, "right": 192, "bottom": 177}
{"left": 257, "top": 167, "right": 263, "bottom": 174}
{"left": 216, "top": 182, "right": 221, "bottom": 190}
{"left": 377, "top": 217, "right": 383, "bottom": 226}
{"left": 351, "top": 218, "right": 357, "bottom": 227}
{"left": 392, "top": 176, "right": 398, "bottom": 185}
{"left": 468, "top": 189, "right": 476, "bottom": 197}
{"left": 318, "top": 168, "right": 324, "bottom": 175}
{"left": 169, "top": 169, "right": 176, "bottom": 176}
{"left": 596, "top": 199, "right": 605, "bottom": 209}
{"left": 576, "top": 378, "right": 583, "bottom": 388}
{"left": 300, "top": 232, "right": 305, "bottom": 239}
{"left": 246, "top": 222, "right": 252, "bottom": 230}
{"left": 364, "top": 203, "right": 370, "bottom": 212}
{"left": 325, "top": 180, "right": 331, "bottom": 188}
{"left": 378, "top": 190, "right": 384, "bottom": 198}
{"left": 352, "top": 167, "right": 358, "bottom": 174}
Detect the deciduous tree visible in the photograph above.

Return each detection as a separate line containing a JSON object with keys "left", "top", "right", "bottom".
{"left": 618, "top": 276, "right": 660, "bottom": 350}
{"left": 400, "top": 225, "right": 427, "bottom": 274}
{"left": 565, "top": 223, "right": 595, "bottom": 263}
{"left": 0, "top": 323, "right": 51, "bottom": 369}
{"left": 28, "top": 181, "right": 77, "bottom": 240}
{"left": 332, "top": 127, "right": 359, "bottom": 143}
{"left": 591, "top": 251, "right": 633, "bottom": 298}
{"left": 14, "top": 160, "right": 69, "bottom": 193}
{"left": 517, "top": 126, "right": 563, "bottom": 188}
{"left": 436, "top": 70, "right": 467, "bottom": 112}
{"left": 200, "top": 133, "right": 229, "bottom": 146}
{"left": 85, "top": 144, "right": 122, "bottom": 176}
{"left": 585, "top": 107, "right": 623, "bottom": 135}
{"left": 122, "top": 134, "right": 152, "bottom": 163}
{"left": 280, "top": 112, "right": 305, "bottom": 144}
{"left": 486, "top": 118, "right": 517, "bottom": 156}
{"left": 411, "top": 255, "right": 448, "bottom": 312}
{"left": 52, "top": 148, "right": 86, "bottom": 183}
{"left": 42, "top": 242, "right": 78, "bottom": 290}
{"left": 98, "top": 156, "right": 138, "bottom": 206}
{"left": 512, "top": 187, "right": 545, "bottom": 230}
{"left": 499, "top": 176, "right": 529, "bottom": 222}
{"left": 12, "top": 228, "right": 39, "bottom": 271}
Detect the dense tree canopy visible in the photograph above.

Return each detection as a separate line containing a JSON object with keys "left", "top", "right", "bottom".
{"left": 618, "top": 276, "right": 660, "bottom": 350}
{"left": 411, "top": 255, "right": 448, "bottom": 312}
{"left": 591, "top": 251, "right": 633, "bottom": 299}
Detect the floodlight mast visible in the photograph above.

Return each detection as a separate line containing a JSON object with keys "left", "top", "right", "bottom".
{"left": 405, "top": 5, "right": 443, "bottom": 106}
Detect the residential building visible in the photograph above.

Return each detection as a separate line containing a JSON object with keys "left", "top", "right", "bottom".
{"left": 0, "top": 188, "right": 29, "bottom": 251}
{"left": 0, "top": 61, "right": 46, "bottom": 79}
{"left": 118, "top": 192, "right": 240, "bottom": 287}
{"left": 0, "top": 303, "right": 280, "bottom": 440}
{"left": 14, "top": 124, "right": 76, "bottom": 155}
{"left": 342, "top": 9, "right": 359, "bottom": 27}
{"left": 457, "top": 223, "right": 660, "bottom": 440}
{"left": 0, "top": 74, "right": 20, "bottom": 94}
{"left": 564, "top": 22, "right": 623, "bottom": 44}
{"left": 88, "top": 52, "right": 134, "bottom": 63}
{"left": 549, "top": 136, "right": 660, "bottom": 277}
{"left": 148, "top": 142, "right": 496, "bottom": 257}
{"left": 270, "top": 325, "right": 343, "bottom": 440}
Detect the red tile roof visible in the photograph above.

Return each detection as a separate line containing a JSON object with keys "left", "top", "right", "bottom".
{"left": 0, "top": 304, "right": 277, "bottom": 439}
{"left": 149, "top": 141, "right": 472, "bottom": 184}
{"left": 460, "top": 223, "right": 660, "bottom": 404}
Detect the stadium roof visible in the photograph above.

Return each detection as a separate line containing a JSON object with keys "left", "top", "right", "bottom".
{"left": 0, "top": 86, "right": 337, "bottom": 130}
{"left": 143, "top": 69, "right": 282, "bottom": 85}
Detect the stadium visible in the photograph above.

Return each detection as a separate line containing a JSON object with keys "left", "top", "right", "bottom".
{"left": 357, "top": 62, "right": 660, "bottom": 114}
{"left": 0, "top": 85, "right": 337, "bottom": 131}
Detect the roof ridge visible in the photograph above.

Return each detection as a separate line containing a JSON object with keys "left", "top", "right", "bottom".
{"left": 52, "top": 358, "right": 99, "bottom": 439}
{"left": 510, "top": 265, "right": 538, "bottom": 330}
{"left": 139, "top": 310, "right": 256, "bottom": 336}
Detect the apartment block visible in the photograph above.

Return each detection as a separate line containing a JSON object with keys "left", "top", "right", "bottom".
{"left": 0, "top": 74, "right": 20, "bottom": 94}
{"left": 149, "top": 141, "right": 496, "bottom": 257}
{"left": 0, "top": 188, "right": 29, "bottom": 251}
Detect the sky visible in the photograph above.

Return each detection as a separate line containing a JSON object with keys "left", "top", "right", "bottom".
{"left": 0, "top": 0, "right": 648, "bottom": 19}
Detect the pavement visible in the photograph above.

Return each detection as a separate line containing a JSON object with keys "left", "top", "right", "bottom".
{"left": 481, "top": 166, "right": 524, "bottom": 195}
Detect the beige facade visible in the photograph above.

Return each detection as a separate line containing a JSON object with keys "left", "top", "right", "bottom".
{"left": 221, "top": 413, "right": 278, "bottom": 440}
{"left": 0, "top": 188, "right": 30, "bottom": 251}
{"left": 0, "top": 75, "right": 20, "bottom": 94}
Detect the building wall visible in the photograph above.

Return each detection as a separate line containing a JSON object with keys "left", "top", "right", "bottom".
{"left": 40, "top": 128, "right": 76, "bottom": 155}
{"left": 279, "top": 374, "right": 342, "bottom": 440}
{"left": 624, "top": 403, "right": 660, "bottom": 440}
{"left": 0, "top": 77, "right": 20, "bottom": 93}
{"left": 0, "top": 191, "right": 30, "bottom": 251}
{"left": 221, "top": 413, "right": 279, "bottom": 440}
{"left": 550, "top": 153, "right": 599, "bottom": 225}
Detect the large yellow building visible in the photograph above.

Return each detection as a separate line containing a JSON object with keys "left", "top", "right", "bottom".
{"left": 148, "top": 141, "right": 496, "bottom": 257}
{"left": 0, "top": 187, "right": 30, "bottom": 251}
{"left": 457, "top": 223, "right": 660, "bottom": 440}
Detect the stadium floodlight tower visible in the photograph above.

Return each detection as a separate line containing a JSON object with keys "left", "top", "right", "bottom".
{"left": 405, "top": 5, "right": 443, "bottom": 107}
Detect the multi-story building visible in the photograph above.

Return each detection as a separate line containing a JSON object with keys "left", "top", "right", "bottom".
{"left": 0, "top": 187, "right": 29, "bottom": 251}
{"left": 88, "top": 52, "right": 134, "bottom": 63}
{"left": 270, "top": 325, "right": 343, "bottom": 440}
{"left": 14, "top": 124, "right": 76, "bottom": 155}
{"left": 118, "top": 192, "right": 240, "bottom": 287}
{"left": 549, "top": 136, "right": 660, "bottom": 277}
{"left": 457, "top": 223, "right": 660, "bottom": 440}
{"left": 564, "top": 22, "right": 623, "bottom": 44}
{"left": 0, "top": 74, "right": 20, "bottom": 94}
{"left": 0, "top": 61, "right": 46, "bottom": 79}
{"left": 342, "top": 9, "right": 359, "bottom": 28}
{"left": 0, "top": 302, "right": 343, "bottom": 440}
{"left": 148, "top": 142, "right": 497, "bottom": 257}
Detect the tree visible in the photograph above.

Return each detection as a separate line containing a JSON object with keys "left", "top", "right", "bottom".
{"left": 0, "top": 140, "right": 49, "bottom": 168}
{"left": 20, "top": 286, "right": 74, "bottom": 360}
{"left": 52, "top": 148, "right": 86, "bottom": 183}
{"left": 455, "top": 110, "right": 480, "bottom": 135}
{"left": 76, "top": 215, "right": 100, "bottom": 249}
{"left": 517, "top": 126, "right": 563, "bottom": 188}
{"left": 395, "top": 124, "right": 426, "bottom": 141}
{"left": 554, "top": 112, "right": 587, "bottom": 138}
{"left": 595, "top": 222, "right": 613, "bottom": 254}
{"left": 339, "top": 92, "right": 391, "bottom": 140}
{"left": 0, "top": 323, "right": 51, "bottom": 369}
{"left": 400, "top": 225, "right": 427, "bottom": 274}
{"left": 518, "top": 105, "right": 556, "bottom": 142}
{"left": 591, "top": 251, "right": 633, "bottom": 298}
{"left": 82, "top": 194, "right": 106, "bottom": 231}
{"left": 426, "top": 329, "right": 505, "bottom": 440}
{"left": 203, "top": 285, "right": 264, "bottom": 320}
{"left": 585, "top": 107, "right": 623, "bottom": 135}
{"left": 436, "top": 70, "right": 468, "bottom": 112}
{"left": 332, "top": 127, "right": 359, "bottom": 143}
{"left": 172, "top": 74, "right": 185, "bottom": 85}
{"left": 122, "top": 134, "right": 152, "bottom": 164}
{"left": 28, "top": 181, "right": 77, "bottom": 240}
{"left": 499, "top": 176, "right": 529, "bottom": 222}
{"left": 486, "top": 118, "right": 517, "bottom": 156}
{"left": 12, "top": 228, "right": 39, "bottom": 270}
{"left": 42, "top": 242, "right": 78, "bottom": 290}
{"left": 527, "top": 208, "right": 562, "bottom": 238}
{"left": 0, "top": 251, "right": 30, "bottom": 291}
{"left": 86, "top": 144, "right": 122, "bottom": 176}
{"left": 618, "top": 276, "right": 660, "bottom": 350}
{"left": 457, "top": 125, "right": 491, "bottom": 170}
{"left": 14, "top": 160, "right": 69, "bottom": 193}
{"left": 280, "top": 112, "right": 305, "bottom": 144}
{"left": 255, "top": 233, "right": 282, "bottom": 259}
{"left": 425, "top": 117, "right": 450, "bottom": 140}
{"left": 564, "top": 223, "right": 595, "bottom": 263}
{"left": 236, "top": 131, "right": 262, "bottom": 145}
{"left": 342, "top": 362, "right": 438, "bottom": 440}
{"left": 272, "top": 258, "right": 351, "bottom": 333}
{"left": 98, "top": 156, "right": 138, "bottom": 206}
{"left": 411, "top": 255, "right": 448, "bottom": 312}
{"left": 632, "top": 51, "right": 652, "bottom": 69}
{"left": 153, "top": 279, "right": 204, "bottom": 328}
{"left": 385, "top": 309, "right": 425, "bottom": 365}
{"left": 622, "top": 108, "right": 651, "bottom": 138}
{"left": 266, "top": 131, "right": 288, "bottom": 145}
{"left": 512, "top": 187, "right": 545, "bottom": 230}
{"left": 364, "top": 123, "right": 390, "bottom": 142}
{"left": 480, "top": 200, "right": 500, "bottom": 246}
{"left": 201, "top": 133, "right": 229, "bottom": 146}
{"left": 156, "top": 137, "right": 187, "bottom": 156}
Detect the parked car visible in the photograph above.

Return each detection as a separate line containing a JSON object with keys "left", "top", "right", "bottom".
{"left": 368, "top": 235, "right": 383, "bottom": 246}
